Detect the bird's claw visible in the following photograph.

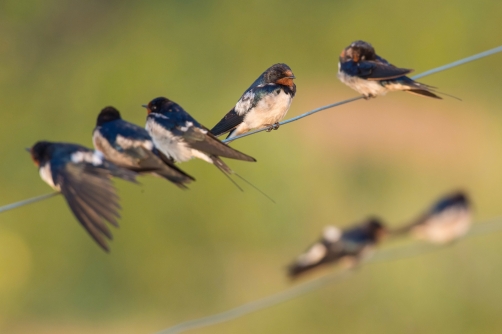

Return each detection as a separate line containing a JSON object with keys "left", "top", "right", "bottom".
{"left": 265, "top": 122, "right": 280, "bottom": 132}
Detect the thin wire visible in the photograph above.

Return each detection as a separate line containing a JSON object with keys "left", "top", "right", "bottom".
{"left": 0, "top": 192, "right": 59, "bottom": 214}
{"left": 157, "top": 270, "right": 354, "bottom": 334}
{"left": 223, "top": 45, "right": 502, "bottom": 144}
{"left": 1, "top": 46, "right": 502, "bottom": 214}
{"left": 222, "top": 96, "right": 364, "bottom": 143}
{"left": 412, "top": 45, "right": 502, "bottom": 80}
{"left": 156, "top": 216, "right": 502, "bottom": 334}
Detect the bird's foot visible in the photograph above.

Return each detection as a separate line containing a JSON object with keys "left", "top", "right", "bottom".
{"left": 265, "top": 122, "right": 280, "bottom": 132}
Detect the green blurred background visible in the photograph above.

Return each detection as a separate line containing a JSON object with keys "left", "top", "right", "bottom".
{"left": 1, "top": 1, "right": 502, "bottom": 333}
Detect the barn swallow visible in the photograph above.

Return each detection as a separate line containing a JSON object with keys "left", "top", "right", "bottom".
{"left": 143, "top": 97, "right": 256, "bottom": 177}
{"left": 28, "top": 141, "right": 138, "bottom": 252}
{"left": 210, "top": 63, "right": 296, "bottom": 139}
{"left": 338, "top": 40, "right": 443, "bottom": 99}
{"left": 93, "top": 106, "right": 194, "bottom": 189}
{"left": 393, "top": 191, "right": 471, "bottom": 244}
{"left": 288, "top": 217, "right": 387, "bottom": 277}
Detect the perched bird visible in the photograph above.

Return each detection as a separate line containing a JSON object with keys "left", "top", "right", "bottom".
{"left": 288, "top": 217, "right": 387, "bottom": 277}
{"left": 393, "top": 191, "right": 472, "bottom": 244}
{"left": 210, "top": 63, "right": 296, "bottom": 139}
{"left": 93, "top": 106, "right": 194, "bottom": 189}
{"left": 338, "top": 40, "right": 442, "bottom": 99}
{"left": 143, "top": 97, "right": 256, "bottom": 176}
{"left": 28, "top": 141, "right": 138, "bottom": 252}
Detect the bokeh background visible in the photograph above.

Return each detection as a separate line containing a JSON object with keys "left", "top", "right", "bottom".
{"left": 1, "top": 1, "right": 502, "bottom": 333}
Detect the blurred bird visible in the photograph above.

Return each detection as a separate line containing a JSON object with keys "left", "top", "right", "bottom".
{"left": 288, "top": 217, "right": 387, "bottom": 277}
{"left": 93, "top": 106, "right": 194, "bottom": 189}
{"left": 143, "top": 97, "right": 256, "bottom": 175}
{"left": 28, "top": 141, "right": 138, "bottom": 252}
{"left": 393, "top": 191, "right": 472, "bottom": 244}
{"left": 210, "top": 63, "right": 296, "bottom": 139}
{"left": 338, "top": 40, "right": 445, "bottom": 99}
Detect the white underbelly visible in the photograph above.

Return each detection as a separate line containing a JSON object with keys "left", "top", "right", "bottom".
{"left": 243, "top": 90, "right": 292, "bottom": 129}
{"left": 39, "top": 163, "right": 60, "bottom": 191}
{"left": 337, "top": 70, "right": 388, "bottom": 97}
{"left": 412, "top": 209, "right": 472, "bottom": 244}
{"left": 146, "top": 120, "right": 193, "bottom": 163}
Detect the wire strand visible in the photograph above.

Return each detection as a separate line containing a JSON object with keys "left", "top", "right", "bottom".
{"left": 156, "top": 216, "right": 502, "bottom": 334}
{"left": 0, "top": 192, "right": 59, "bottom": 214}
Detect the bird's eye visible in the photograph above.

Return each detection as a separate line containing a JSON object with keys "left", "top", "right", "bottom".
{"left": 151, "top": 106, "right": 157, "bottom": 110}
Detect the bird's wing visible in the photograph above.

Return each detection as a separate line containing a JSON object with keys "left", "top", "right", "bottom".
{"left": 180, "top": 124, "right": 255, "bottom": 162}
{"left": 209, "top": 108, "right": 245, "bottom": 137}
{"left": 124, "top": 146, "right": 195, "bottom": 186}
{"left": 341, "top": 60, "right": 413, "bottom": 80}
{"left": 209, "top": 89, "right": 257, "bottom": 137}
{"left": 55, "top": 162, "right": 124, "bottom": 252}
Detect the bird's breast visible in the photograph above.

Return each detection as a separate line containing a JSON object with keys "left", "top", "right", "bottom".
{"left": 243, "top": 90, "right": 292, "bottom": 128}
{"left": 39, "top": 163, "right": 60, "bottom": 191}
{"left": 145, "top": 119, "right": 193, "bottom": 163}
{"left": 337, "top": 70, "right": 388, "bottom": 97}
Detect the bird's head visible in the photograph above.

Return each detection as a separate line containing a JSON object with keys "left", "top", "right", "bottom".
{"left": 96, "top": 106, "right": 122, "bottom": 126}
{"left": 27, "top": 141, "right": 52, "bottom": 167}
{"left": 264, "top": 63, "right": 296, "bottom": 88}
{"left": 363, "top": 217, "right": 388, "bottom": 241}
{"left": 143, "top": 97, "right": 175, "bottom": 114}
{"left": 340, "top": 40, "right": 376, "bottom": 63}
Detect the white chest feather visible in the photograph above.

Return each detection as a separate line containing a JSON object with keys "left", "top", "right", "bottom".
{"left": 337, "top": 69, "right": 388, "bottom": 97}
{"left": 243, "top": 90, "right": 292, "bottom": 128}
{"left": 39, "top": 163, "right": 60, "bottom": 191}
{"left": 412, "top": 208, "right": 472, "bottom": 244}
{"left": 296, "top": 243, "right": 327, "bottom": 266}
{"left": 145, "top": 118, "right": 194, "bottom": 163}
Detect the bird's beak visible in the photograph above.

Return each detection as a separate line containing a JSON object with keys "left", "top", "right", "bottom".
{"left": 25, "top": 147, "right": 31, "bottom": 152}
{"left": 141, "top": 104, "right": 148, "bottom": 108}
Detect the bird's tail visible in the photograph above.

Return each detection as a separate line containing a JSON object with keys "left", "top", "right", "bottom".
{"left": 102, "top": 161, "right": 139, "bottom": 183}
{"left": 389, "top": 223, "right": 414, "bottom": 237}
{"left": 386, "top": 77, "right": 461, "bottom": 100}
{"left": 407, "top": 86, "right": 462, "bottom": 100}
{"left": 212, "top": 156, "right": 244, "bottom": 192}
{"left": 211, "top": 156, "right": 275, "bottom": 203}
{"left": 287, "top": 262, "right": 318, "bottom": 278}
{"left": 135, "top": 148, "right": 195, "bottom": 189}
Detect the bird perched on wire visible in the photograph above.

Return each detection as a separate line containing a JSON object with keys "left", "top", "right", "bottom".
{"left": 210, "top": 63, "right": 296, "bottom": 140}
{"left": 143, "top": 97, "right": 256, "bottom": 178}
{"left": 28, "top": 141, "right": 138, "bottom": 252}
{"left": 288, "top": 217, "right": 387, "bottom": 278}
{"left": 93, "top": 106, "right": 194, "bottom": 189}
{"left": 393, "top": 191, "right": 472, "bottom": 244}
{"left": 338, "top": 40, "right": 445, "bottom": 99}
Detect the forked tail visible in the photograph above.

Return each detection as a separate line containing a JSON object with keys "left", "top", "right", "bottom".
{"left": 212, "top": 155, "right": 275, "bottom": 203}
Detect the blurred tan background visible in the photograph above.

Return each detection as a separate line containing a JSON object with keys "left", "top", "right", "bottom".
{"left": 1, "top": 1, "right": 502, "bottom": 333}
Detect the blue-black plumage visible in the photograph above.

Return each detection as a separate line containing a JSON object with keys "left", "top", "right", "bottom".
{"left": 28, "top": 140, "right": 138, "bottom": 252}
{"left": 338, "top": 40, "right": 444, "bottom": 99}
{"left": 210, "top": 63, "right": 296, "bottom": 139}
{"left": 93, "top": 106, "right": 194, "bottom": 189}
{"left": 288, "top": 217, "right": 387, "bottom": 277}
{"left": 143, "top": 97, "right": 256, "bottom": 176}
